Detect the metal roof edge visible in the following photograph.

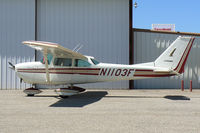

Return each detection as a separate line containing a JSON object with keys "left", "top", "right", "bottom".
{"left": 133, "top": 28, "right": 200, "bottom": 36}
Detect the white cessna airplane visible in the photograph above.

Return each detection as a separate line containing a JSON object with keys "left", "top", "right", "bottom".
{"left": 9, "top": 36, "right": 195, "bottom": 97}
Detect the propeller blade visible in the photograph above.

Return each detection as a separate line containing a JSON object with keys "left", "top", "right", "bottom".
{"left": 8, "top": 62, "right": 15, "bottom": 70}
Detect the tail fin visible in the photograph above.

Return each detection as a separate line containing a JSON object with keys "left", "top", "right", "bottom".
{"left": 155, "top": 36, "right": 195, "bottom": 74}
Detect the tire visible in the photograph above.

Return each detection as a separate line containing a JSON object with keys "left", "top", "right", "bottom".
{"left": 27, "top": 94, "right": 35, "bottom": 97}
{"left": 59, "top": 95, "right": 69, "bottom": 99}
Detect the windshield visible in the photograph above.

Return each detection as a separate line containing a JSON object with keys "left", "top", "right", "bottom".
{"left": 91, "top": 58, "right": 100, "bottom": 65}
{"left": 40, "top": 53, "right": 53, "bottom": 65}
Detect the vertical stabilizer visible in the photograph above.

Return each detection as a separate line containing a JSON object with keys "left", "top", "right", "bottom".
{"left": 155, "top": 36, "right": 195, "bottom": 74}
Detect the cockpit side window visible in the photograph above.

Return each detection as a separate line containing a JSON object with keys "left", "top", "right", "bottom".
{"left": 91, "top": 58, "right": 100, "bottom": 65}
{"left": 40, "top": 53, "right": 53, "bottom": 65}
{"left": 54, "top": 58, "right": 72, "bottom": 66}
{"left": 75, "top": 59, "right": 91, "bottom": 67}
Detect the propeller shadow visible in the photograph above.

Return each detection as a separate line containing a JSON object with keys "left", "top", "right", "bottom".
{"left": 49, "top": 91, "right": 108, "bottom": 108}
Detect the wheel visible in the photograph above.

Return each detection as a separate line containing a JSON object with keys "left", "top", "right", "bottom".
{"left": 59, "top": 95, "right": 69, "bottom": 99}
{"left": 27, "top": 94, "right": 35, "bottom": 97}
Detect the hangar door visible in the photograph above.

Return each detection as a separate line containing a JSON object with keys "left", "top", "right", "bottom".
{"left": 0, "top": 0, "right": 35, "bottom": 89}
{"left": 133, "top": 30, "right": 200, "bottom": 89}
{"left": 36, "top": 0, "right": 129, "bottom": 89}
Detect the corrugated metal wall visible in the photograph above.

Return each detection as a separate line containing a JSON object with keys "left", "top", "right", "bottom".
{"left": 0, "top": 0, "right": 35, "bottom": 89}
{"left": 37, "top": 0, "right": 129, "bottom": 89}
{"left": 4, "top": 0, "right": 199, "bottom": 90}
{"left": 133, "top": 31, "right": 200, "bottom": 89}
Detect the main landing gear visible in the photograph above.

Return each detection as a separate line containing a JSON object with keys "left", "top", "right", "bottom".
{"left": 55, "top": 86, "right": 86, "bottom": 98}
{"left": 23, "top": 85, "right": 86, "bottom": 98}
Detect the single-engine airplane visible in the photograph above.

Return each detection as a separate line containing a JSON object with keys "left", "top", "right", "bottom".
{"left": 9, "top": 36, "right": 195, "bottom": 97}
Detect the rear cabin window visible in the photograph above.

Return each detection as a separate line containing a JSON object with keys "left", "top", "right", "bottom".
{"left": 75, "top": 59, "right": 91, "bottom": 67}
{"left": 54, "top": 58, "right": 72, "bottom": 66}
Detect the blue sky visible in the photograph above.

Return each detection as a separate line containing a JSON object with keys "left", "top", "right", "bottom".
{"left": 133, "top": 0, "right": 200, "bottom": 33}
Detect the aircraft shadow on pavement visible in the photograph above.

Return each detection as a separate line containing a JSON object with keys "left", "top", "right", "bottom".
{"left": 164, "top": 95, "right": 190, "bottom": 100}
{"left": 104, "top": 96, "right": 163, "bottom": 98}
{"left": 105, "top": 95, "right": 190, "bottom": 100}
{"left": 49, "top": 91, "right": 108, "bottom": 108}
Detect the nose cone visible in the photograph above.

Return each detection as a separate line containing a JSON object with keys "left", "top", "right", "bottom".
{"left": 15, "top": 63, "right": 25, "bottom": 72}
{"left": 14, "top": 62, "right": 43, "bottom": 80}
{"left": 14, "top": 63, "right": 29, "bottom": 76}
{"left": 15, "top": 62, "right": 35, "bottom": 72}
{"left": 15, "top": 62, "right": 44, "bottom": 72}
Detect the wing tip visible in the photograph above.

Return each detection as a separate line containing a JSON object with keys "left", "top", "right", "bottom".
{"left": 22, "top": 40, "right": 59, "bottom": 48}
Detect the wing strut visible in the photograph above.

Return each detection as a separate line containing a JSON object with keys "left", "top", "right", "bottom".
{"left": 43, "top": 49, "right": 50, "bottom": 83}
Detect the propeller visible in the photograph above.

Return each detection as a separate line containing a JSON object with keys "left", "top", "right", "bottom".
{"left": 8, "top": 62, "right": 15, "bottom": 70}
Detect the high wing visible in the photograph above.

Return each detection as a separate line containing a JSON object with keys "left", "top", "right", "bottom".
{"left": 22, "top": 41, "right": 87, "bottom": 60}
{"left": 22, "top": 40, "right": 87, "bottom": 83}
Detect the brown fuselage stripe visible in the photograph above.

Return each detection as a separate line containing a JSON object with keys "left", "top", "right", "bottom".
{"left": 17, "top": 68, "right": 100, "bottom": 75}
{"left": 17, "top": 71, "right": 99, "bottom": 75}
{"left": 18, "top": 68, "right": 174, "bottom": 77}
{"left": 18, "top": 68, "right": 101, "bottom": 71}
{"left": 134, "top": 69, "right": 174, "bottom": 77}
{"left": 135, "top": 69, "right": 153, "bottom": 72}
{"left": 134, "top": 74, "right": 175, "bottom": 77}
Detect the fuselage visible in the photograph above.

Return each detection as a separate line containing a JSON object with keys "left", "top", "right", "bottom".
{"left": 15, "top": 56, "right": 175, "bottom": 85}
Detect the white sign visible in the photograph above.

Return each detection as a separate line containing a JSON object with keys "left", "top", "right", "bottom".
{"left": 152, "top": 24, "right": 175, "bottom": 31}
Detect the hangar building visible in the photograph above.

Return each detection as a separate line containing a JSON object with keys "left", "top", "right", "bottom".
{"left": 0, "top": 0, "right": 199, "bottom": 90}
{"left": 132, "top": 29, "right": 200, "bottom": 89}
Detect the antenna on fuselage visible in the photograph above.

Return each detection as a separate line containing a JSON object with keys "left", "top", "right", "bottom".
{"left": 73, "top": 43, "right": 83, "bottom": 52}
